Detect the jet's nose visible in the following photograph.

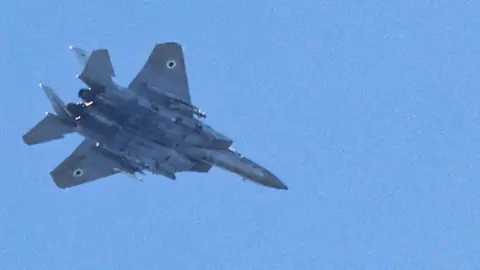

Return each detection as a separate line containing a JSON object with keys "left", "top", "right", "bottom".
{"left": 261, "top": 170, "right": 288, "bottom": 190}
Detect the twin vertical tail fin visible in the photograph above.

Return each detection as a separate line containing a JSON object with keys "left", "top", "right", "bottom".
{"left": 69, "top": 44, "right": 116, "bottom": 90}
{"left": 22, "top": 84, "right": 76, "bottom": 146}
{"left": 69, "top": 45, "right": 90, "bottom": 66}
{"left": 40, "top": 83, "right": 71, "bottom": 120}
{"left": 76, "top": 49, "right": 116, "bottom": 89}
{"left": 24, "top": 44, "right": 114, "bottom": 146}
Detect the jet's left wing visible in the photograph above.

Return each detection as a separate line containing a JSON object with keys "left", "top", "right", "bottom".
{"left": 50, "top": 139, "right": 121, "bottom": 188}
{"left": 128, "top": 43, "right": 192, "bottom": 104}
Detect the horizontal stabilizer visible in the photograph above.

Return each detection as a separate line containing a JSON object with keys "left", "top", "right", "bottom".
{"left": 23, "top": 113, "right": 75, "bottom": 145}
{"left": 78, "top": 49, "right": 115, "bottom": 88}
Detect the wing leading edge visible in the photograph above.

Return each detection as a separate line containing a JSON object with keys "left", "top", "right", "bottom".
{"left": 128, "top": 42, "right": 192, "bottom": 104}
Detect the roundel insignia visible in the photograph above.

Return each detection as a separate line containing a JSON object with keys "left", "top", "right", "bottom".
{"left": 166, "top": 60, "right": 176, "bottom": 69}
{"left": 73, "top": 169, "right": 84, "bottom": 177}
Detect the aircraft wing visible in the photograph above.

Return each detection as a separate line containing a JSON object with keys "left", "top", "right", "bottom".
{"left": 128, "top": 42, "right": 192, "bottom": 104}
{"left": 50, "top": 139, "right": 121, "bottom": 188}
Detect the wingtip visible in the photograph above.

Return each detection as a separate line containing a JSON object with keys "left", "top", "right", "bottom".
{"left": 22, "top": 134, "right": 32, "bottom": 145}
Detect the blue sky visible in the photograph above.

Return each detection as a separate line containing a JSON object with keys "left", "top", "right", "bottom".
{"left": 1, "top": 1, "right": 480, "bottom": 269}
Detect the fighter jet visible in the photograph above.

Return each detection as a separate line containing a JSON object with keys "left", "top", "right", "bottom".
{"left": 23, "top": 42, "right": 287, "bottom": 190}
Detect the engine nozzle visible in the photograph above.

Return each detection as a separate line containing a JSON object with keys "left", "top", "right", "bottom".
{"left": 66, "top": 103, "right": 86, "bottom": 118}
{"left": 78, "top": 88, "right": 96, "bottom": 102}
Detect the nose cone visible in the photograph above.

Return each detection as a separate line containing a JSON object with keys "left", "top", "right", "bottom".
{"left": 259, "top": 169, "right": 288, "bottom": 190}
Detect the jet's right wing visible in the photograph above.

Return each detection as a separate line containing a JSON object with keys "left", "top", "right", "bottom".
{"left": 50, "top": 139, "right": 122, "bottom": 188}
{"left": 128, "top": 42, "right": 192, "bottom": 104}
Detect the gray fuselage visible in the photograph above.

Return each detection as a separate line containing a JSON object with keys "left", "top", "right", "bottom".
{"left": 71, "top": 85, "right": 286, "bottom": 189}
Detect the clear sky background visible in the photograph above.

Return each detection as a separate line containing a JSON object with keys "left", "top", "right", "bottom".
{"left": 1, "top": 1, "right": 479, "bottom": 269}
